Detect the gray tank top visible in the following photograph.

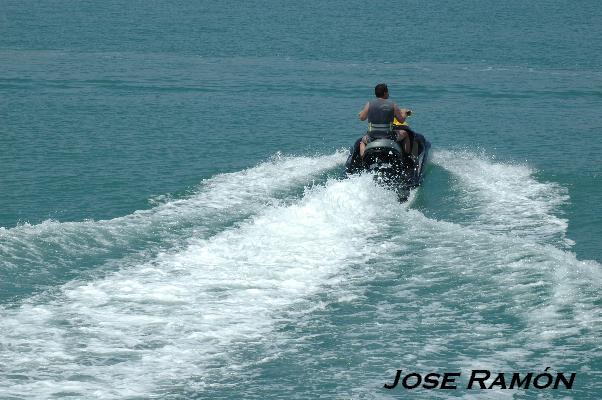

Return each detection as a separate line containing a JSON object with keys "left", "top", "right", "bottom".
{"left": 368, "top": 99, "right": 395, "bottom": 125}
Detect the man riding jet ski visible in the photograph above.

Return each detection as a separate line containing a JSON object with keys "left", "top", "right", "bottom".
{"left": 345, "top": 83, "right": 430, "bottom": 199}
{"left": 357, "top": 83, "right": 412, "bottom": 157}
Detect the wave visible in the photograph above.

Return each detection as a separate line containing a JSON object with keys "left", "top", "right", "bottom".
{"left": 0, "top": 151, "right": 346, "bottom": 301}
{"left": 277, "top": 206, "right": 601, "bottom": 399}
{"left": 1, "top": 149, "right": 599, "bottom": 399}
{"left": 0, "top": 172, "right": 412, "bottom": 399}
{"left": 433, "top": 149, "right": 571, "bottom": 248}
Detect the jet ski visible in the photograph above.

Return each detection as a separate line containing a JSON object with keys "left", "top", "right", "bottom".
{"left": 344, "top": 124, "right": 430, "bottom": 200}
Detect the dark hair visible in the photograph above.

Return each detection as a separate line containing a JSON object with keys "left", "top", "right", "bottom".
{"left": 374, "top": 83, "right": 388, "bottom": 98}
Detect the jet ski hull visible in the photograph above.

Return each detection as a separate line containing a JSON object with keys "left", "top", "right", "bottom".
{"left": 344, "top": 129, "right": 430, "bottom": 200}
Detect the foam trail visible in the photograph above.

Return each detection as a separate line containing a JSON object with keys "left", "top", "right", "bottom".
{"left": 433, "top": 149, "right": 571, "bottom": 247}
{"left": 287, "top": 207, "right": 601, "bottom": 399}
{"left": 3, "top": 149, "right": 598, "bottom": 399}
{"left": 0, "top": 173, "right": 409, "bottom": 399}
{"left": 0, "top": 151, "right": 346, "bottom": 300}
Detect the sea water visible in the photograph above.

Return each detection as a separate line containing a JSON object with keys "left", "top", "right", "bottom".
{"left": 1, "top": 0, "right": 601, "bottom": 398}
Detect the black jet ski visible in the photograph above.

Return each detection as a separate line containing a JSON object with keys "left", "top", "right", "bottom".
{"left": 344, "top": 125, "right": 430, "bottom": 200}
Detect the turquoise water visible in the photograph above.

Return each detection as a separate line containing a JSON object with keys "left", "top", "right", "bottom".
{"left": 1, "top": 0, "right": 601, "bottom": 398}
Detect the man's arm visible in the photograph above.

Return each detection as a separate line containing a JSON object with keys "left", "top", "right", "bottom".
{"left": 394, "top": 104, "right": 412, "bottom": 123}
{"left": 358, "top": 102, "right": 369, "bottom": 121}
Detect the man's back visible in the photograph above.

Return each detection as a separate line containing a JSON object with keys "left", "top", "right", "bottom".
{"left": 367, "top": 98, "right": 395, "bottom": 125}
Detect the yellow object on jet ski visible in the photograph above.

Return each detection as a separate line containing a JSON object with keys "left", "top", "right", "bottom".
{"left": 393, "top": 117, "right": 408, "bottom": 126}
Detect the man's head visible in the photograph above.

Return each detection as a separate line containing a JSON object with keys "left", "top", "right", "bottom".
{"left": 374, "top": 83, "right": 389, "bottom": 98}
